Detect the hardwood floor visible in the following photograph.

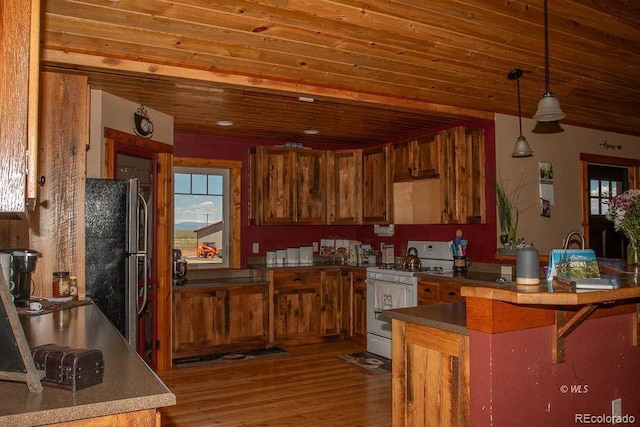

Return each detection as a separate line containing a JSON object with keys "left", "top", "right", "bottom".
{"left": 157, "top": 341, "right": 391, "bottom": 426}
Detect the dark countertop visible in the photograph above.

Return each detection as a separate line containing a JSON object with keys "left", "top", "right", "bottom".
{"left": 175, "top": 277, "right": 270, "bottom": 289}
{"left": 383, "top": 302, "right": 468, "bottom": 335}
{"left": 415, "top": 270, "right": 505, "bottom": 284}
{"left": 0, "top": 303, "right": 175, "bottom": 426}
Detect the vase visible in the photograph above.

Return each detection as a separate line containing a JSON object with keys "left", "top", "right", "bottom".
{"left": 627, "top": 242, "right": 639, "bottom": 266}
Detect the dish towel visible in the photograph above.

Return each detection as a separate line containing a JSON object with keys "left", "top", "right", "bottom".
{"left": 373, "top": 282, "right": 407, "bottom": 312}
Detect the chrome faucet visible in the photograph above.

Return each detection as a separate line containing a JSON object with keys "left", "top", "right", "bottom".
{"left": 563, "top": 230, "right": 585, "bottom": 250}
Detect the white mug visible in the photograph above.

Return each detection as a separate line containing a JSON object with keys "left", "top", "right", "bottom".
{"left": 29, "top": 301, "right": 43, "bottom": 312}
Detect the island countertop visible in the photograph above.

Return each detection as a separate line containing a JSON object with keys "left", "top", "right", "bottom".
{"left": 0, "top": 303, "right": 176, "bottom": 426}
{"left": 383, "top": 302, "right": 468, "bottom": 335}
{"left": 461, "top": 273, "right": 640, "bottom": 305}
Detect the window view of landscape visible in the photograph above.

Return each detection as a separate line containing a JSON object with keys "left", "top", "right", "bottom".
{"left": 174, "top": 170, "right": 226, "bottom": 265}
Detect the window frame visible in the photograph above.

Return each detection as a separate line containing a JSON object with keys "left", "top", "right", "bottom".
{"left": 173, "top": 157, "right": 242, "bottom": 269}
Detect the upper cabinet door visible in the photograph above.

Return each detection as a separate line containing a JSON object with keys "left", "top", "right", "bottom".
{"left": 438, "top": 126, "right": 486, "bottom": 224}
{"left": 295, "top": 150, "right": 327, "bottom": 224}
{"left": 328, "top": 149, "right": 362, "bottom": 224}
{"left": 362, "top": 144, "right": 393, "bottom": 224}
{"left": 261, "top": 147, "right": 296, "bottom": 224}
{"left": 392, "top": 135, "right": 438, "bottom": 182}
{"left": 0, "top": 0, "right": 40, "bottom": 219}
{"left": 249, "top": 146, "right": 328, "bottom": 225}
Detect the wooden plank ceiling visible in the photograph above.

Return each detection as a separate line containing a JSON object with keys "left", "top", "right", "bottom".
{"left": 41, "top": 0, "right": 640, "bottom": 146}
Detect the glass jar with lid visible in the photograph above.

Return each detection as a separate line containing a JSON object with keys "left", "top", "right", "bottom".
{"left": 52, "top": 271, "right": 71, "bottom": 297}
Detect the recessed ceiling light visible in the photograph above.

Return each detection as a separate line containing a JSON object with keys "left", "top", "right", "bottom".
{"left": 216, "top": 120, "right": 234, "bottom": 126}
{"left": 303, "top": 129, "right": 319, "bottom": 135}
{"left": 298, "top": 96, "right": 315, "bottom": 103}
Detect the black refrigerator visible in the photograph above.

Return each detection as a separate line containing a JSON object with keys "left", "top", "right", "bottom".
{"left": 85, "top": 178, "right": 148, "bottom": 349}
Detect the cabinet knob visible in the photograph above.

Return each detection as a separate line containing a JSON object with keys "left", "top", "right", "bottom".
{"left": 448, "top": 291, "right": 457, "bottom": 297}
{"left": 423, "top": 288, "right": 432, "bottom": 293}
{"left": 38, "top": 176, "right": 46, "bottom": 187}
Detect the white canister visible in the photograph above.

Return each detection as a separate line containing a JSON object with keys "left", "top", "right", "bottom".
{"left": 266, "top": 251, "right": 276, "bottom": 266}
{"left": 287, "top": 247, "right": 300, "bottom": 265}
{"left": 276, "top": 249, "right": 287, "bottom": 266}
{"left": 299, "top": 246, "right": 313, "bottom": 265}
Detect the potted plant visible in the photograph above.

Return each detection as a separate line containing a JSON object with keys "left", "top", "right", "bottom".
{"left": 496, "top": 177, "right": 524, "bottom": 251}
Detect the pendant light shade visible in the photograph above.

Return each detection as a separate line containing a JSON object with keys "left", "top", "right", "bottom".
{"left": 512, "top": 136, "right": 534, "bottom": 157}
{"left": 533, "top": 0, "right": 565, "bottom": 123}
{"left": 508, "top": 69, "right": 533, "bottom": 158}
{"left": 533, "top": 92, "right": 565, "bottom": 122}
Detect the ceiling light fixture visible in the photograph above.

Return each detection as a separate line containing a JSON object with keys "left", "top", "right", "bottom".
{"left": 533, "top": 0, "right": 565, "bottom": 123}
{"left": 303, "top": 129, "right": 319, "bottom": 135}
{"left": 508, "top": 69, "right": 533, "bottom": 158}
{"left": 298, "top": 96, "right": 315, "bottom": 103}
{"left": 216, "top": 120, "right": 233, "bottom": 126}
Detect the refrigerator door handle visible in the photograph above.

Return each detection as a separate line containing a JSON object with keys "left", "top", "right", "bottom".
{"left": 138, "top": 192, "right": 148, "bottom": 254}
{"left": 137, "top": 253, "right": 148, "bottom": 315}
{"left": 137, "top": 192, "right": 149, "bottom": 315}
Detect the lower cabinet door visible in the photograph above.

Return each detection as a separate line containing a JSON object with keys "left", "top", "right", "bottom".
{"left": 227, "top": 285, "right": 269, "bottom": 345}
{"left": 173, "top": 289, "right": 227, "bottom": 355}
{"left": 352, "top": 272, "right": 367, "bottom": 344}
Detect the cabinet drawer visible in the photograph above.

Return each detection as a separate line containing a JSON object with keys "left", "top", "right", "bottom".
{"left": 417, "top": 280, "right": 439, "bottom": 304}
{"left": 439, "top": 282, "right": 463, "bottom": 302}
{"left": 273, "top": 270, "right": 319, "bottom": 288}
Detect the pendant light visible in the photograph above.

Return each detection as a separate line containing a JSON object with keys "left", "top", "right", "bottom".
{"left": 508, "top": 69, "right": 533, "bottom": 157}
{"left": 533, "top": 0, "right": 565, "bottom": 123}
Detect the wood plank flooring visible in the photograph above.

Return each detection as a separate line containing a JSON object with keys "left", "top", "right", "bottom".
{"left": 157, "top": 341, "right": 391, "bottom": 426}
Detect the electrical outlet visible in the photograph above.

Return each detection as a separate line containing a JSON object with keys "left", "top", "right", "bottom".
{"left": 612, "top": 398, "right": 622, "bottom": 420}
{"left": 500, "top": 266, "right": 513, "bottom": 280}
{"left": 313, "top": 242, "right": 319, "bottom": 252}
{"left": 252, "top": 243, "right": 259, "bottom": 253}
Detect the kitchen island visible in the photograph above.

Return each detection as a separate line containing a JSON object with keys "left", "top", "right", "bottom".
{"left": 0, "top": 303, "right": 175, "bottom": 426}
{"left": 385, "top": 273, "right": 640, "bottom": 426}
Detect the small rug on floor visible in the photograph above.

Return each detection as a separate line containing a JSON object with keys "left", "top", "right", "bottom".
{"left": 338, "top": 352, "right": 391, "bottom": 374}
{"left": 174, "top": 347, "right": 290, "bottom": 368}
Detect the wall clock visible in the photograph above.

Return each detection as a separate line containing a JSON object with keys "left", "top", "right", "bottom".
{"left": 133, "top": 105, "right": 154, "bottom": 138}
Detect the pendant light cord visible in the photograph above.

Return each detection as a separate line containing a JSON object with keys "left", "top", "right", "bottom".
{"left": 543, "top": 0, "right": 550, "bottom": 93}
{"left": 517, "top": 78, "right": 523, "bottom": 136}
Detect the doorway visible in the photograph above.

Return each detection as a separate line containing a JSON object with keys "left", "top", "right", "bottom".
{"left": 104, "top": 128, "right": 173, "bottom": 370}
{"left": 587, "top": 164, "right": 628, "bottom": 258}
{"left": 115, "top": 147, "right": 157, "bottom": 368}
{"left": 581, "top": 154, "right": 639, "bottom": 259}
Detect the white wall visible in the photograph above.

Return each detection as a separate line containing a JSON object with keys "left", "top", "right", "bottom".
{"left": 87, "top": 90, "right": 174, "bottom": 178}
{"left": 495, "top": 113, "right": 640, "bottom": 255}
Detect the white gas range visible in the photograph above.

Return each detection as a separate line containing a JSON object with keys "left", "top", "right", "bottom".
{"left": 365, "top": 241, "right": 454, "bottom": 359}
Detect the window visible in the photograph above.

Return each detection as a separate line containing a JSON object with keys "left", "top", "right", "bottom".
{"left": 589, "top": 178, "right": 620, "bottom": 216}
{"left": 174, "top": 166, "right": 230, "bottom": 268}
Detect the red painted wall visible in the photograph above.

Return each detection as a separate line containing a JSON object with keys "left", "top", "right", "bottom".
{"left": 469, "top": 314, "right": 640, "bottom": 425}
{"left": 174, "top": 121, "right": 497, "bottom": 266}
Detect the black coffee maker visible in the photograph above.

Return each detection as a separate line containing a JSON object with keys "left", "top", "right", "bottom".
{"left": 0, "top": 249, "right": 42, "bottom": 307}
{"left": 172, "top": 249, "right": 187, "bottom": 286}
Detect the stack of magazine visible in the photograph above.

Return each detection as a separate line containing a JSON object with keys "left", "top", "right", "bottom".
{"left": 547, "top": 249, "right": 616, "bottom": 290}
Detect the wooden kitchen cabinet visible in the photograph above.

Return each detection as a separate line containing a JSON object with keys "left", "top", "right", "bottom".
{"left": 0, "top": 0, "right": 40, "bottom": 218}
{"left": 319, "top": 269, "right": 342, "bottom": 336}
{"left": 273, "top": 270, "right": 321, "bottom": 345}
{"left": 362, "top": 144, "right": 393, "bottom": 223}
{"left": 437, "top": 126, "right": 486, "bottom": 224}
{"left": 173, "top": 284, "right": 268, "bottom": 358}
{"left": 327, "top": 149, "right": 362, "bottom": 224}
{"left": 439, "top": 281, "right": 463, "bottom": 302}
{"left": 417, "top": 277, "right": 464, "bottom": 304}
{"left": 392, "top": 320, "right": 470, "bottom": 425}
{"left": 392, "top": 134, "right": 438, "bottom": 181}
{"left": 351, "top": 270, "right": 367, "bottom": 344}
{"left": 417, "top": 278, "right": 440, "bottom": 305}
{"left": 339, "top": 269, "right": 367, "bottom": 344}
{"left": 249, "top": 146, "right": 326, "bottom": 224}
